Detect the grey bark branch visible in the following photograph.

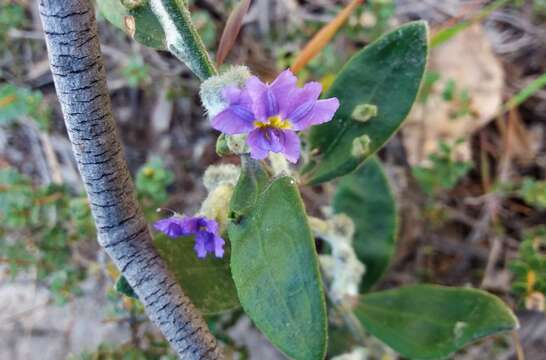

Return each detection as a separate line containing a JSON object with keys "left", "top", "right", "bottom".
{"left": 38, "top": 1, "right": 223, "bottom": 358}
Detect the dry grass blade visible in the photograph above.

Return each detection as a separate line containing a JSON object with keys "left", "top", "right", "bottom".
{"left": 216, "top": 0, "right": 252, "bottom": 67}
{"left": 290, "top": 0, "right": 363, "bottom": 74}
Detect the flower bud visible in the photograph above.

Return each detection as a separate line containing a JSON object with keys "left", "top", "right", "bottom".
{"left": 215, "top": 134, "right": 230, "bottom": 157}
{"left": 226, "top": 133, "right": 249, "bottom": 155}
{"left": 199, "top": 66, "right": 251, "bottom": 118}
{"left": 203, "top": 164, "right": 240, "bottom": 191}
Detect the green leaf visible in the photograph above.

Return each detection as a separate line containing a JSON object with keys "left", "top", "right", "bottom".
{"left": 303, "top": 21, "right": 429, "bottom": 185}
{"left": 96, "top": 0, "right": 217, "bottom": 79}
{"left": 148, "top": 0, "right": 217, "bottom": 80}
{"left": 228, "top": 159, "right": 327, "bottom": 360}
{"left": 355, "top": 285, "right": 518, "bottom": 359}
{"left": 333, "top": 156, "right": 397, "bottom": 292}
{"left": 229, "top": 156, "right": 269, "bottom": 217}
{"left": 155, "top": 233, "right": 240, "bottom": 315}
{"left": 327, "top": 324, "right": 357, "bottom": 358}
{"left": 96, "top": 0, "right": 166, "bottom": 49}
{"left": 115, "top": 275, "right": 138, "bottom": 299}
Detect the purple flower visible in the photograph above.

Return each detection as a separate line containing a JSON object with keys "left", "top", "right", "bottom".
{"left": 153, "top": 215, "right": 225, "bottom": 259}
{"left": 211, "top": 69, "right": 340, "bottom": 163}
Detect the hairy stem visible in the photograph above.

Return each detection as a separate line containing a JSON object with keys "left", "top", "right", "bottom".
{"left": 38, "top": 1, "right": 222, "bottom": 358}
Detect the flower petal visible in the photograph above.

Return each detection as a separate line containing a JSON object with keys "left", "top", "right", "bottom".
{"left": 221, "top": 86, "right": 244, "bottom": 103}
{"left": 282, "top": 130, "right": 301, "bottom": 163}
{"left": 214, "top": 235, "right": 225, "bottom": 258}
{"left": 153, "top": 217, "right": 186, "bottom": 238}
{"left": 246, "top": 128, "right": 301, "bottom": 163}
{"left": 212, "top": 87, "right": 255, "bottom": 135}
{"left": 267, "top": 128, "right": 285, "bottom": 152}
{"left": 156, "top": 215, "right": 225, "bottom": 259}
{"left": 291, "top": 97, "right": 340, "bottom": 131}
{"left": 245, "top": 76, "right": 270, "bottom": 120}
{"left": 203, "top": 232, "right": 216, "bottom": 253}
{"left": 283, "top": 81, "right": 322, "bottom": 119}
{"left": 203, "top": 217, "right": 219, "bottom": 234}
{"left": 270, "top": 69, "right": 298, "bottom": 115}
{"left": 193, "top": 233, "right": 208, "bottom": 259}
{"left": 180, "top": 216, "right": 201, "bottom": 233}
{"left": 246, "top": 70, "right": 298, "bottom": 119}
{"left": 247, "top": 128, "right": 271, "bottom": 160}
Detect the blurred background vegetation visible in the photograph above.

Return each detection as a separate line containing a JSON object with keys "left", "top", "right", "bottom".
{"left": 0, "top": 0, "right": 545, "bottom": 359}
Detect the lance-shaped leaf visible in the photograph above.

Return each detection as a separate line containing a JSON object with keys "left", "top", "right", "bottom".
{"left": 333, "top": 156, "right": 397, "bottom": 292}
{"left": 355, "top": 285, "right": 518, "bottom": 359}
{"left": 149, "top": 0, "right": 217, "bottom": 80}
{"left": 96, "top": 0, "right": 166, "bottom": 49}
{"left": 228, "top": 158, "right": 327, "bottom": 360}
{"left": 303, "top": 21, "right": 429, "bottom": 185}
{"left": 154, "top": 233, "right": 239, "bottom": 315}
{"left": 97, "top": 0, "right": 217, "bottom": 79}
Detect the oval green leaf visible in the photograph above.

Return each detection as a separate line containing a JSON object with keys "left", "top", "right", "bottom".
{"left": 303, "top": 21, "right": 429, "bottom": 185}
{"left": 333, "top": 156, "right": 397, "bottom": 292}
{"left": 228, "top": 159, "right": 327, "bottom": 360}
{"left": 154, "top": 233, "right": 239, "bottom": 315}
{"left": 96, "top": 0, "right": 166, "bottom": 49}
{"left": 355, "top": 285, "right": 518, "bottom": 359}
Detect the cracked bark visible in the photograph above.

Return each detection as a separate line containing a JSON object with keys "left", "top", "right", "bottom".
{"left": 38, "top": 1, "right": 223, "bottom": 358}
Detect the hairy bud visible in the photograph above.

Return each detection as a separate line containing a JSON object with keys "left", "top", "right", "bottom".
{"left": 200, "top": 66, "right": 251, "bottom": 118}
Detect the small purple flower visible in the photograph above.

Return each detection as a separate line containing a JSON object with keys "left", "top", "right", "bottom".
{"left": 211, "top": 69, "right": 340, "bottom": 163}
{"left": 154, "top": 215, "right": 225, "bottom": 259}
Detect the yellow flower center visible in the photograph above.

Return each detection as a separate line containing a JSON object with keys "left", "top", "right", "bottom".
{"left": 254, "top": 115, "right": 291, "bottom": 130}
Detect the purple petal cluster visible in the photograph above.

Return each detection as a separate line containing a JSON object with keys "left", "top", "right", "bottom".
{"left": 211, "top": 69, "right": 340, "bottom": 163}
{"left": 154, "top": 215, "right": 225, "bottom": 259}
